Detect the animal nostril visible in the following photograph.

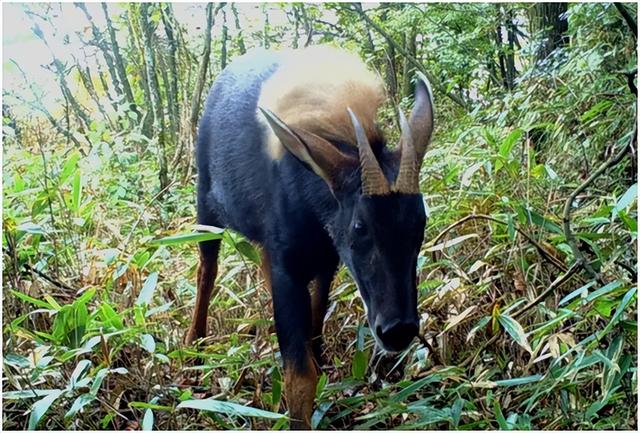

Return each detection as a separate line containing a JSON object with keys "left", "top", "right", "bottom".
{"left": 377, "top": 320, "right": 419, "bottom": 351}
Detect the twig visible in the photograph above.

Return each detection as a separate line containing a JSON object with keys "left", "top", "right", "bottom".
{"left": 119, "top": 179, "right": 177, "bottom": 252}
{"left": 615, "top": 259, "right": 637, "bottom": 281}
{"left": 3, "top": 246, "right": 76, "bottom": 293}
{"left": 459, "top": 262, "right": 580, "bottom": 369}
{"left": 562, "top": 126, "right": 636, "bottom": 284}
{"left": 431, "top": 214, "right": 568, "bottom": 274}
{"left": 512, "top": 262, "right": 581, "bottom": 319}
{"left": 614, "top": 3, "right": 637, "bottom": 40}
{"left": 345, "top": 4, "right": 469, "bottom": 111}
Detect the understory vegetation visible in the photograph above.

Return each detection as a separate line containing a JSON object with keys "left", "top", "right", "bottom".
{"left": 2, "top": 2, "right": 637, "bottom": 430}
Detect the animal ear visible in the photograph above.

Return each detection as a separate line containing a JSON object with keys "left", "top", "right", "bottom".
{"left": 409, "top": 72, "right": 435, "bottom": 166}
{"left": 259, "top": 108, "right": 355, "bottom": 190}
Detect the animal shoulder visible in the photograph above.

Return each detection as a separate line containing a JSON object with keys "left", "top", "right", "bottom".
{"left": 257, "top": 46, "right": 386, "bottom": 160}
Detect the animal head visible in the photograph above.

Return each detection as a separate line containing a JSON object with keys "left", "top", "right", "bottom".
{"left": 261, "top": 72, "right": 434, "bottom": 352}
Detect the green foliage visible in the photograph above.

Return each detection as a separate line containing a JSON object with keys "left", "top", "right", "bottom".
{"left": 3, "top": 2, "right": 637, "bottom": 430}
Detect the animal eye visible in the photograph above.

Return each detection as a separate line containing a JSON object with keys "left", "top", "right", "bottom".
{"left": 353, "top": 221, "right": 366, "bottom": 234}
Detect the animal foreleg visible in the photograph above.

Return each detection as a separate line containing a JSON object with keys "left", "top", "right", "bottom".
{"left": 271, "top": 263, "right": 317, "bottom": 430}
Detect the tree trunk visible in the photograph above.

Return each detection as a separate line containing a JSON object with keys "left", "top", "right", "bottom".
{"left": 77, "top": 65, "right": 113, "bottom": 128}
{"left": 529, "top": 3, "right": 569, "bottom": 63}
{"left": 263, "top": 3, "right": 271, "bottom": 48}
{"left": 190, "top": 3, "right": 217, "bottom": 139}
{"left": 220, "top": 8, "right": 229, "bottom": 70}
{"left": 140, "top": 3, "right": 169, "bottom": 190}
{"left": 401, "top": 28, "right": 417, "bottom": 98}
{"left": 50, "top": 59, "right": 91, "bottom": 131}
{"left": 101, "top": 2, "right": 137, "bottom": 116}
{"left": 127, "top": 10, "right": 154, "bottom": 138}
{"left": 161, "top": 3, "right": 180, "bottom": 145}
{"left": 74, "top": 3, "right": 122, "bottom": 97}
{"left": 231, "top": 3, "right": 247, "bottom": 54}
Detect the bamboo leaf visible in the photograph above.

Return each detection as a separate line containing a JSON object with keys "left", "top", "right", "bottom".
{"left": 425, "top": 233, "right": 479, "bottom": 252}
{"left": 177, "top": 398, "right": 285, "bottom": 419}
{"left": 136, "top": 272, "right": 158, "bottom": 306}
{"left": 28, "top": 389, "right": 64, "bottom": 429}
{"left": 498, "top": 314, "right": 532, "bottom": 353}
{"left": 150, "top": 231, "right": 224, "bottom": 246}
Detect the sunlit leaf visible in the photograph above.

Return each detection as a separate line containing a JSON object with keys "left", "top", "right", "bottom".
{"left": 136, "top": 272, "right": 158, "bottom": 306}
{"left": 177, "top": 398, "right": 285, "bottom": 419}
{"left": 498, "top": 314, "right": 532, "bottom": 353}
{"left": 28, "top": 389, "right": 64, "bottom": 429}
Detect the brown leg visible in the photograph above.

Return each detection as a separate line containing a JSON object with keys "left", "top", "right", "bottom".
{"left": 185, "top": 240, "right": 221, "bottom": 344}
{"left": 285, "top": 350, "right": 317, "bottom": 430}
{"left": 309, "top": 275, "right": 332, "bottom": 366}
{"left": 260, "top": 248, "right": 272, "bottom": 296}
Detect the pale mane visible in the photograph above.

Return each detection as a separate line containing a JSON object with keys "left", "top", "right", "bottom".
{"left": 258, "top": 46, "right": 385, "bottom": 160}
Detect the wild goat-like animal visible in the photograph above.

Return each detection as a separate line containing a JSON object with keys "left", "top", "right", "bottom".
{"left": 187, "top": 46, "right": 434, "bottom": 429}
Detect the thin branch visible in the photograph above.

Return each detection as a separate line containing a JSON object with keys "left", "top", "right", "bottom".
{"left": 512, "top": 262, "right": 581, "bottom": 319}
{"left": 562, "top": 126, "right": 636, "bottom": 284}
{"left": 459, "top": 262, "right": 580, "bottom": 369}
{"left": 3, "top": 247, "right": 76, "bottom": 293}
{"left": 614, "top": 3, "right": 637, "bottom": 40}
{"left": 431, "top": 214, "right": 569, "bottom": 274}
{"left": 346, "top": 4, "right": 469, "bottom": 111}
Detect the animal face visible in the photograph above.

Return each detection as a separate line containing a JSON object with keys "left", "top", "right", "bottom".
{"left": 331, "top": 192, "right": 426, "bottom": 351}
{"left": 261, "top": 71, "right": 434, "bottom": 353}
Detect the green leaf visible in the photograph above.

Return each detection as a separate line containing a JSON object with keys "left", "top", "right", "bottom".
{"left": 140, "top": 334, "right": 156, "bottom": 354}
{"left": 16, "top": 222, "right": 46, "bottom": 235}
{"left": 461, "top": 161, "right": 483, "bottom": 187}
{"left": 4, "top": 353, "right": 31, "bottom": 368}
{"left": 586, "top": 280, "right": 624, "bottom": 302}
{"left": 65, "top": 393, "right": 95, "bottom": 419}
{"left": 544, "top": 164, "right": 559, "bottom": 181}
{"left": 142, "top": 408, "right": 154, "bottom": 431}
{"left": 351, "top": 349, "right": 368, "bottom": 380}
{"left": 559, "top": 281, "right": 596, "bottom": 306}
{"left": 581, "top": 100, "right": 613, "bottom": 123}
{"left": 271, "top": 367, "right": 282, "bottom": 408}
{"left": 519, "top": 206, "right": 563, "bottom": 234}
{"left": 28, "top": 389, "right": 64, "bottom": 429}
{"left": 69, "top": 359, "right": 92, "bottom": 389}
{"left": 129, "top": 402, "right": 172, "bottom": 411}
{"left": 467, "top": 316, "right": 491, "bottom": 342}
{"left": 3, "top": 389, "right": 60, "bottom": 400}
{"left": 234, "top": 240, "right": 261, "bottom": 264}
{"left": 494, "top": 374, "right": 543, "bottom": 387}
{"left": 90, "top": 368, "right": 110, "bottom": 395}
{"left": 71, "top": 168, "right": 82, "bottom": 213}
{"left": 612, "top": 183, "right": 637, "bottom": 216}
{"left": 177, "top": 398, "right": 285, "bottom": 419}
{"left": 100, "top": 303, "right": 124, "bottom": 329}
{"left": 136, "top": 272, "right": 158, "bottom": 306}
{"left": 59, "top": 151, "right": 81, "bottom": 184}
{"left": 150, "top": 231, "right": 224, "bottom": 246}
{"left": 493, "top": 400, "right": 508, "bottom": 430}
{"left": 425, "top": 233, "right": 479, "bottom": 252}
{"left": 597, "top": 287, "right": 637, "bottom": 338}
{"left": 10, "top": 290, "right": 56, "bottom": 310}
{"left": 391, "top": 374, "right": 441, "bottom": 403}
{"left": 499, "top": 128, "right": 523, "bottom": 158}
{"left": 498, "top": 314, "right": 532, "bottom": 353}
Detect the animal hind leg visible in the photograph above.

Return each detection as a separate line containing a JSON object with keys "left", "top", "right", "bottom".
{"left": 309, "top": 261, "right": 337, "bottom": 367}
{"left": 185, "top": 239, "right": 221, "bottom": 344}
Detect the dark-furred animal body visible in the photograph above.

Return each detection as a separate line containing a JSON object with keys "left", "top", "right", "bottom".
{"left": 187, "top": 46, "right": 434, "bottom": 429}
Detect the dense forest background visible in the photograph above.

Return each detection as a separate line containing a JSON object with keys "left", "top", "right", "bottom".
{"left": 2, "top": 2, "right": 637, "bottom": 430}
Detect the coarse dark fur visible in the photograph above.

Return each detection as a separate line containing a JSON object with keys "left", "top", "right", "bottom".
{"left": 192, "top": 47, "right": 430, "bottom": 428}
